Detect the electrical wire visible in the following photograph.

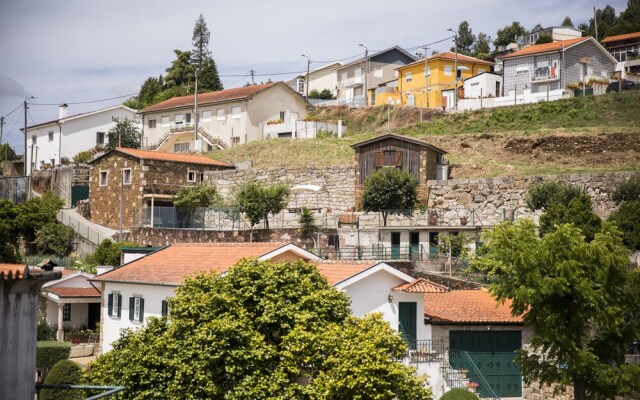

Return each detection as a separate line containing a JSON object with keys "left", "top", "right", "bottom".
{"left": 1, "top": 103, "right": 24, "bottom": 118}
{"left": 31, "top": 92, "right": 138, "bottom": 106}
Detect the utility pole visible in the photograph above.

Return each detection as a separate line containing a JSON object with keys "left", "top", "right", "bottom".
{"left": 594, "top": 7, "right": 599, "bottom": 41}
{"left": 194, "top": 68, "right": 199, "bottom": 150}
{"left": 358, "top": 44, "right": 369, "bottom": 107}
{"left": 424, "top": 46, "right": 430, "bottom": 108}
{"left": 448, "top": 29, "right": 459, "bottom": 110}
{"left": 0, "top": 116, "right": 4, "bottom": 145}
{"left": 301, "top": 54, "right": 311, "bottom": 99}
{"left": 250, "top": 69, "right": 255, "bottom": 85}
{"left": 24, "top": 100, "right": 28, "bottom": 175}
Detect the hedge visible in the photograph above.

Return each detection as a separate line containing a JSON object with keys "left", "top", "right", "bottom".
{"left": 439, "top": 388, "right": 480, "bottom": 400}
{"left": 36, "top": 341, "right": 71, "bottom": 370}
{"left": 40, "top": 359, "right": 83, "bottom": 400}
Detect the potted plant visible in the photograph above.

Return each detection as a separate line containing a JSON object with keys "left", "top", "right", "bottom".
{"left": 458, "top": 368, "right": 468, "bottom": 379}
{"left": 466, "top": 381, "right": 479, "bottom": 393}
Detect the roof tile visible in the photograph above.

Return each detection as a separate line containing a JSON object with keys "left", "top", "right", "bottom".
{"left": 393, "top": 278, "right": 448, "bottom": 293}
{"left": 46, "top": 287, "right": 101, "bottom": 298}
{"left": 601, "top": 32, "right": 640, "bottom": 43}
{"left": 424, "top": 289, "right": 522, "bottom": 323}
{"left": 113, "top": 147, "right": 234, "bottom": 168}
{"left": 0, "top": 264, "right": 27, "bottom": 280}
{"left": 313, "top": 261, "right": 378, "bottom": 285}
{"left": 502, "top": 37, "right": 590, "bottom": 59}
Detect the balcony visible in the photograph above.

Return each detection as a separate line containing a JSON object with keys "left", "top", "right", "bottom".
{"left": 532, "top": 66, "right": 560, "bottom": 82}
{"left": 342, "top": 76, "right": 363, "bottom": 88}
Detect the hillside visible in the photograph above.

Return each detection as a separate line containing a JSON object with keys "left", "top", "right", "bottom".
{"left": 208, "top": 91, "right": 640, "bottom": 178}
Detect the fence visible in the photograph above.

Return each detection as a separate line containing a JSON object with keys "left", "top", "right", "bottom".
{"left": 58, "top": 210, "right": 112, "bottom": 246}
{"left": 24, "top": 256, "right": 75, "bottom": 269}
{"left": 295, "top": 120, "right": 345, "bottom": 139}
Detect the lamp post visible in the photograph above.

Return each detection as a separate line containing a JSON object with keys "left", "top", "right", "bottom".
{"left": 447, "top": 28, "right": 459, "bottom": 110}
{"left": 301, "top": 54, "right": 311, "bottom": 99}
{"left": 358, "top": 44, "right": 369, "bottom": 106}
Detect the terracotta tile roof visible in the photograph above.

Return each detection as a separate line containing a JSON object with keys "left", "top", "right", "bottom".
{"left": 45, "top": 287, "right": 101, "bottom": 298}
{"left": 402, "top": 51, "right": 494, "bottom": 68}
{"left": 393, "top": 278, "right": 448, "bottom": 293}
{"left": 140, "top": 83, "right": 277, "bottom": 113}
{"left": 502, "top": 37, "right": 590, "bottom": 59}
{"left": 92, "top": 243, "right": 293, "bottom": 285}
{"left": 601, "top": 32, "right": 640, "bottom": 44}
{"left": 112, "top": 147, "right": 234, "bottom": 168}
{"left": 313, "top": 261, "right": 378, "bottom": 286}
{"left": 424, "top": 289, "right": 523, "bottom": 324}
{"left": 0, "top": 264, "right": 27, "bottom": 280}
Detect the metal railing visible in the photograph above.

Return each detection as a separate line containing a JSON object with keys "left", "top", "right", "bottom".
{"left": 57, "top": 210, "right": 112, "bottom": 246}
{"left": 405, "top": 340, "right": 446, "bottom": 364}
{"left": 35, "top": 384, "right": 125, "bottom": 400}
{"left": 449, "top": 350, "right": 501, "bottom": 400}
{"left": 336, "top": 244, "right": 425, "bottom": 261}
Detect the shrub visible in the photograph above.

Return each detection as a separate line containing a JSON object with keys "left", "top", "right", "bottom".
{"left": 439, "top": 387, "right": 479, "bottom": 400}
{"left": 40, "top": 359, "right": 84, "bottom": 400}
{"left": 73, "top": 151, "right": 92, "bottom": 164}
{"left": 608, "top": 200, "right": 640, "bottom": 251}
{"left": 36, "top": 341, "right": 71, "bottom": 382}
{"left": 37, "top": 322, "right": 57, "bottom": 341}
{"left": 525, "top": 181, "right": 582, "bottom": 211}
{"left": 93, "top": 239, "right": 138, "bottom": 266}
{"left": 612, "top": 176, "right": 640, "bottom": 204}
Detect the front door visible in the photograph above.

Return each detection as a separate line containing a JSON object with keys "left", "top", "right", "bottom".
{"left": 88, "top": 303, "right": 101, "bottom": 330}
{"left": 409, "top": 232, "right": 420, "bottom": 260}
{"left": 391, "top": 232, "right": 401, "bottom": 259}
{"left": 398, "top": 302, "right": 417, "bottom": 348}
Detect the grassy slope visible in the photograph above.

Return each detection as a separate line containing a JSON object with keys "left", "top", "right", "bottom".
{"left": 208, "top": 91, "right": 640, "bottom": 175}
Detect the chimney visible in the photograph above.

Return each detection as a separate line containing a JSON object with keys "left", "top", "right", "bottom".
{"left": 59, "top": 103, "right": 68, "bottom": 119}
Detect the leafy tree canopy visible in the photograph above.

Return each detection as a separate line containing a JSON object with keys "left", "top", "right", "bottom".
{"left": 612, "top": 175, "right": 640, "bottom": 204}
{"left": 14, "top": 191, "right": 64, "bottom": 242}
{"left": 609, "top": 0, "right": 640, "bottom": 37}
{"left": 34, "top": 222, "right": 75, "bottom": 257}
{"left": 525, "top": 180, "right": 582, "bottom": 211}
{"left": 451, "top": 21, "right": 476, "bottom": 56}
{"left": 86, "top": 259, "right": 430, "bottom": 399}
{"left": 172, "top": 183, "right": 222, "bottom": 210}
{"left": 493, "top": 21, "right": 527, "bottom": 47}
{"left": 361, "top": 168, "right": 418, "bottom": 226}
{"left": 539, "top": 194, "right": 602, "bottom": 241}
{"left": 472, "top": 32, "right": 491, "bottom": 59}
{"left": 106, "top": 117, "right": 140, "bottom": 150}
{"left": 535, "top": 34, "right": 553, "bottom": 44}
{"left": 93, "top": 239, "right": 138, "bottom": 266}
{"left": 235, "top": 182, "right": 290, "bottom": 229}
{"left": 608, "top": 200, "right": 640, "bottom": 251}
{"left": 165, "top": 49, "right": 194, "bottom": 88}
{"left": 472, "top": 220, "right": 640, "bottom": 400}
{"left": 0, "top": 143, "right": 17, "bottom": 162}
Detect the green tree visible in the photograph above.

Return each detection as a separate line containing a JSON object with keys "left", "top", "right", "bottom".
{"left": 582, "top": 5, "right": 618, "bottom": 38}
{"left": 609, "top": 0, "right": 640, "bottom": 36}
{"left": 136, "top": 76, "right": 164, "bottom": 108}
{"left": 308, "top": 89, "right": 321, "bottom": 99}
{"left": 14, "top": 191, "right": 64, "bottom": 243}
{"left": 531, "top": 23, "right": 544, "bottom": 33}
{"left": 561, "top": 16, "right": 575, "bottom": 27}
{"left": 199, "top": 57, "right": 224, "bottom": 92}
{"left": 535, "top": 34, "right": 553, "bottom": 44}
{"left": 34, "top": 223, "right": 75, "bottom": 257}
{"left": 525, "top": 181, "right": 582, "bottom": 211}
{"left": 106, "top": 117, "right": 140, "bottom": 150}
{"left": 93, "top": 239, "right": 138, "bottom": 266}
{"left": 41, "top": 359, "right": 83, "bottom": 400}
{"left": 173, "top": 183, "right": 222, "bottom": 210}
{"left": 235, "top": 182, "right": 290, "bottom": 229}
{"left": 87, "top": 258, "right": 430, "bottom": 399}
{"left": 539, "top": 194, "right": 602, "bottom": 241}
{"left": 299, "top": 207, "right": 319, "bottom": 248}
{"left": 361, "top": 168, "right": 418, "bottom": 226}
{"left": 612, "top": 175, "right": 640, "bottom": 204}
{"left": 473, "top": 220, "right": 640, "bottom": 400}
{"left": 191, "top": 14, "right": 211, "bottom": 69}
{"left": 165, "top": 49, "right": 194, "bottom": 88}
{"left": 0, "top": 143, "right": 17, "bottom": 162}
{"left": 319, "top": 89, "right": 333, "bottom": 100}
{"left": 0, "top": 199, "right": 19, "bottom": 263}
{"left": 472, "top": 32, "right": 491, "bottom": 58}
{"left": 608, "top": 200, "right": 640, "bottom": 251}
{"left": 451, "top": 21, "right": 476, "bottom": 56}
{"left": 493, "top": 21, "right": 527, "bottom": 47}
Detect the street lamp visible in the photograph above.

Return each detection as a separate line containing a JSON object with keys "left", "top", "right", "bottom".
{"left": 301, "top": 54, "right": 311, "bottom": 100}
{"left": 358, "top": 44, "right": 369, "bottom": 106}
{"left": 447, "top": 28, "right": 459, "bottom": 110}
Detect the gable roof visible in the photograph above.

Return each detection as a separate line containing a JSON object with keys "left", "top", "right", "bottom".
{"left": 92, "top": 243, "right": 316, "bottom": 286}
{"left": 601, "top": 32, "right": 640, "bottom": 44}
{"left": 338, "top": 46, "right": 417, "bottom": 70}
{"left": 401, "top": 51, "right": 494, "bottom": 69}
{"left": 24, "top": 105, "right": 137, "bottom": 131}
{"left": 463, "top": 71, "right": 502, "bottom": 82}
{"left": 350, "top": 133, "right": 447, "bottom": 154}
{"left": 140, "top": 82, "right": 295, "bottom": 113}
{"left": 89, "top": 147, "right": 234, "bottom": 168}
{"left": 42, "top": 270, "right": 94, "bottom": 288}
{"left": 424, "top": 289, "right": 523, "bottom": 324}
{"left": 44, "top": 287, "right": 101, "bottom": 298}
{"left": 393, "top": 278, "right": 449, "bottom": 293}
{"left": 313, "top": 261, "right": 379, "bottom": 286}
{"left": 502, "top": 37, "right": 589, "bottom": 59}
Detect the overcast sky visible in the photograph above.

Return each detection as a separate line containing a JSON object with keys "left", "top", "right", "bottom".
{"left": 0, "top": 0, "right": 627, "bottom": 153}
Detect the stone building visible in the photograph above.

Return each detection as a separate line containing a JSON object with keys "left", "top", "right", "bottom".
{"left": 88, "top": 147, "right": 234, "bottom": 229}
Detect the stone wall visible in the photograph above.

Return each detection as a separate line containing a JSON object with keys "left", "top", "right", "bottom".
{"left": 204, "top": 165, "right": 356, "bottom": 212}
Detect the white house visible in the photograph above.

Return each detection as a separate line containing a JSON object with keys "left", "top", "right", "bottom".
{"left": 463, "top": 72, "right": 503, "bottom": 98}
{"left": 289, "top": 62, "right": 343, "bottom": 99}
{"left": 23, "top": 104, "right": 137, "bottom": 175}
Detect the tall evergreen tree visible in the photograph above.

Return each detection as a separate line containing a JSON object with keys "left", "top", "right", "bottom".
{"left": 609, "top": 0, "right": 640, "bottom": 37}
{"left": 531, "top": 23, "right": 544, "bottom": 32}
{"left": 165, "top": 49, "right": 194, "bottom": 88}
{"left": 472, "top": 32, "right": 491, "bottom": 58}
{"left": 450, "top": 21, "right": 476, "bottom": 56}
{"left": 561, "top": 16, "right": 575, "bottom": 27}
{"left": 191, "top": 14, "right": 223, "bottom": 92}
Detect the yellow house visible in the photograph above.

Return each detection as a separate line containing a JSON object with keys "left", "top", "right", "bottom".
{"left": 390, "top": 51, "right": 494, "bottom": 109}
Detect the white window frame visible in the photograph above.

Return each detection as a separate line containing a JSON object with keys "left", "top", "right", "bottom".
{"left": 202, "top": 111, "right": 212, "bottom": 122}
{"left": 48, "top": 131, "right": 54, "bottom": 142}
{"left": 148, "top": 118, "right": 157, "bottom": 129}
{"left": 187, "top": 170, "right": 196, "bottom": 182}
{"left": 96, "top": 131, "right": 105, "bottom": 146}
{"left": 516, "top": 65, "right": 530, "bottom": 76}
{"left": 99, "top": 170, "right": 109, "bottom": 187}
{"left": 444, "top": 65, "right": 453, "bottom": 76}
{"left": 133, "top": 297, "right": 141, "bottom": 321}
{"left": 122, "top": 168, "right": 132, "bottom": 185}
{"left": 174, "top": 142, "right": 189, "bottom": 153}
{"left": 174, "top": 113, "right": 184, "bottom": 125}
{"left": 405, "top": 72, "right": 412, "bottom": 82}
{"left": 112, "top": 292, "right": 119, "bottom": 316}
{"left": 161, "top": 116, "right": 170, "bottom": 127}
{"left": 231, "top": 106, "right": 241, "bottom": 119}
{"left": 216, "top": 109, "right": 225, "bottom": 120}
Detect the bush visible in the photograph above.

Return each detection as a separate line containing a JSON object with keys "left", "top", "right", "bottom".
{"left": 93, "top": 239, "right": 138, "bottom": 266}
{"left": 73, "top": 151, "right": 92, "bottom": 164}
{"left": 439, "top": 388, "right": 479, "bottom": 400}
{"left": 35, "top": 222, "right": 76, "bottom": 257}
{"left": 40, "top": 359, "right": 84, "bottom": 400}
{"left": 37, "top": 341, "right": 71, "bottom": 370}
{"left": 37, "top": 322, "right": 57, "bottom": 341}
{"left": 608, "top": 200, "right": 640, "bottom": 251}
{"left": 612, "top": 176, "right": 640, "bottom": 204}
{"left": 526, "top": 181, "right": 582, "bottom": 211}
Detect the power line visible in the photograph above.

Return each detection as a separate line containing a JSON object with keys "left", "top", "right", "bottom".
{"left": 1, "top": 103, "right": 24, "bottom": 118}
{"left": 31, "top": 92, "right": 138, "bottom": 106}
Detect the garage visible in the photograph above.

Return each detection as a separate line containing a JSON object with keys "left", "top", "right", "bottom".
{"left": 449, "top": 330, "right": 522, "bottom": 398}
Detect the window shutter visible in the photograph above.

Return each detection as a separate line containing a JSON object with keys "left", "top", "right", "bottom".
{"left": 161, "top": 300, "right": 168, "bottom": 317}
{"left": 395, "top": 151, "right": 403, "bottom": 167}
{"left": 107, "top": 294, "right": 113, "bottom": 316}
{"left": 117, "top": 294, "right": 122, "bottom": 318}
{"left": 129, "top": 297, "right": 135, "bottom": 321}
{"left": 375, "top": 152, "right": 383, "bottom": 167}
{"left": 139, "top": 298, "right": 145, "bottom": 322}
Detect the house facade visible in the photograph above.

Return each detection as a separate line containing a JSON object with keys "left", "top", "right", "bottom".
{"left": 601, "top": 32, "right": 640, "bottom": 77}
{"left": 88, "top": 148, "right": 234, "bottom": 229}
{"left": 336, "top": 46, "right": 416, "bottom": 106}
{"left": 524, "top": 26, "right": 583, "bottom": 47}
{"left": 23, "top": 104, "right": 137, "bottom": 175}
{"left": 139, "top": 82, "right": 310, "bottom": 151}
{"left": 502, "top": 37, "right": 617, "bottom": 96}
{"left": 394, "top": 52, "right": 494, "bottom": 109}
{"left": 351, "top": 133, "right": 448, "bottom": 207}
{"left": 463, "top": 72, "right": 503, "bottom": 98}
{"left": 288, "top": 62, "right": 342, "bottom": 99}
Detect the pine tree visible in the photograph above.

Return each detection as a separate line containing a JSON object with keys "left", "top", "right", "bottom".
{"left": 191, "top": 14, "right": 223, "bottom": 92}
{"left": 450, "top": 21, "right": 476, "bottom": 56}
{"left": 472, "top": 32, "right": 491, "bottom": 58}
{"left": 561, "top": 16, "right": 574, "bottom": 27}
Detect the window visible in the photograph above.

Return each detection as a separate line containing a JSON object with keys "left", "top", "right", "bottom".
{"left": 394, "top": 70, "right": 398, "bottom": 78}
{"left": 50, "top": 158, "right": 55, "bottom": 166}
{"left": 148, "top": 118, "right": 156, "bottom": 129}
{"left": 375, "top": 149, "right": 403, "bottom": 168}
{"left": 373, "top": 68, "right": 383, "bottom": 78}
{"left": 279, "top": 111, "right": 285, "bottom": 121}
{"left": 231, "top": 137, "right": 240, "bottom": 146}
{"left": 405, "top": 72, "right": 412, "bottom": 82}
{"left": 216, "top": 109, "right": 225, "bottom": 120}
{"left": 185, "top": 113, "right": 191, "bottom": 124}
{"left": 203, "top": 111, "right": 212, "bottom": 122}
{"left": 424, "top": 67, "right": 430, "bottom": 77}
{"left": 63, "top": 304, "right": 71, "bottom": 321}
{"left": 187, "top": 170, "right": 196, "bottom": 182}
{"left": 444, "top": 65, "right": 453, "bottom": 76}
{"left": 161, "top": 300, "right": 169, "bottom": 317}
{"left": 108, "top": 293, "right": 122, "bottom": 318}
{"left": 96, "top": 131, "right": 105, "bottom": 145}
{"left": 122, "top": 168, "right": 132, "bottom": 185}
{"left": 341, "top": 71, "right": 348, "bottom": 81}
{"left": 174, "top": 142, "right": 189, "bottom": 152}
{"left": 48, "top": 131, "right": 54, "bottom": 141}
{"left": 516, "top": 65, "right": 529, "bottom": 76}
{"left": 161, "top": 116, "right": 170, "bottom": 127}
{"left": 129, "top": 296, "right": 144, "bottom": 322}
{"left": 99, "top": 170, "right": 108, "bottom": 187}
{"left": 175, "top": 114, "right": 184, "bottom": 125}
{"left": 231, "top": 106, "right": 241, "bottom": 119}
{"left": 32, "top": 135, "right": 37, "bottom": 144}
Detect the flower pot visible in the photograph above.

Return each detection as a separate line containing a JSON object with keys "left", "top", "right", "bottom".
{"left": 460, "top": 216, "right": 468, "bottom": 226}
{"left": 468, "top": 387, "right": 476, "bottom": 393}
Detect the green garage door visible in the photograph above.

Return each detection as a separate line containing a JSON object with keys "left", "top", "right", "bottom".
{"left": 71, "top": 184, "right": 89, "bottom": 207}
{"left": 449, "top": 330, "right": 522, "bottom": 398}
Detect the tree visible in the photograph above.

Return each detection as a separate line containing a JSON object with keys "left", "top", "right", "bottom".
{"left": 472, "top": 32, "right": 491, "bottom": 58}
{"left": 40, "top": 359, "right": 83, "bottom": 400}
{"left": 173, "top": 183, "right": 222, "bottom": 228}
{"left": 608, "top": 200, "right": 640, "bottom": 251}
{"left": 235, "top": 182, "right": 290, "bottom": 229}
{"left": 106, "top": 117, "right": 140, "bottom": 150}
{"left": 87, "top": 259, "right": 430, "bottom": 399}
{"left": 308, "top": 89, "right": 321, "bottom": 99}
{"left": 93, "top": 239, "right": 138, "bottom": 266}
{"left": 0, "top": 199, "right": 19, "bottom": 263}
{"left": 319, "top": 89, "right": 333, "bottom": 100}
{"left": 609, "top": 0, "right": 640, "bottom": 37}
{"left": 199, "top": 57, "right": 224, "bottom": 92}
{"left": 612, "top": 175, "right": 640, "bottom": 204}
{"left": 299, "top": 207, "right": 319, "bottom": 248}
{"left": 582, "top": 5, "right": 618, "bottom": 38}
{"left": 191, "top": 14, "right": 211, "bottom": 69}
{"left": 451, "top": 21, "right": 476, "bottom": 56}
{"left": 472, "top": 220, "right": 640, "bottom": 400}
{"left": 539, "top": 194, "right": 602, "bottom": 241}
{"left": 493, "top": 21, "right": 527, "bottom": 47}
{"left": 535, "top": 35, "right": 553, "bottom": 44}
{"left": 561, "top": 16, "right": 575, "bottom": 27}
{"left": 34, "top": 223, "right": 75, "bottom": 257}
{"left": 0, "top": 143, "right": 17, "bottom": 162}
{"left": 531, "top": 23, "right": 544, "bottom": 33}
{"left": 525, "top": 181, "right": 582, "bottom": 211}
{"left": 165, "top": 49, "right": 194, "bottom": 88}
{"left": 361, "top": 168, "right": 418, "bottom": 226}
{"left": 14, "top": 191, "right": 64, "bottom": 243}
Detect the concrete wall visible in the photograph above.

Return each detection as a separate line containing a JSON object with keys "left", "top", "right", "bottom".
{"left": 0, "top": 175, "right": 29, "bottom": 203}
{"left": 31, "top": 165, "right": 90, "bottom": 207}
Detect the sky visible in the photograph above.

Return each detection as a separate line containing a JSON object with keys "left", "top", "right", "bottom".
{"left": 0, "top": 0, "right": 628, "bottom": 154}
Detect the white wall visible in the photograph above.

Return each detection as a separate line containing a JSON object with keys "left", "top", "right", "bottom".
{"left": 101, "top": 282, "right": 175, "bottom": 353}
{"left": 463, "top": 74, "right": 502, "bottom": 98}
{"left": 308, "top": 64, "right": 340, "bottom": 96}
{"left": 26, "top": 106, "right": 137, "bottom": 174}
{"left": 44, "top": 299, "right": 89, "bottom": 329}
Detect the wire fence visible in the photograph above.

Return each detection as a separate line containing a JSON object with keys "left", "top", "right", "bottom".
{"left": 57, "top": 210, "right": 112, "bottom": 246}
